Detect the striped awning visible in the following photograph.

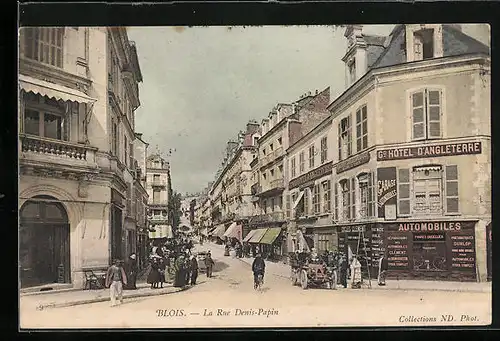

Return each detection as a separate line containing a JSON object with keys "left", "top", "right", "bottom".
{"left": 249, "top": 228, "right": 269, "bottom": 243}
{"left": 414, "top": 166, "right": 442, "bottom": 172}
{"left": 212, "top": 224, "right": 226, "bottom": 238}
{"left": 148, "top": 225, "right": 173, "bottom": 239}
{"left": 223, "top": 222, "right": 242, "bottom": 241}
{"left": 243, "top": 229, "right": 258, "bottom": 243}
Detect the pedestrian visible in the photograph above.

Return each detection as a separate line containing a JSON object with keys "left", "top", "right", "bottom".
{"left": 185, "top": 256, "right": 191, "bottom": 284}
{"left": 339, "top": 255, "right": 348, "bottom": 288}
{"left": 158, "top": 257, "right": 166, "bottom": 288}
{"left": 173, "top": 254, "right": 186, "bottom": 288}
{"left": 147, "top": 257, "right": 161, "bottom": 289}
{"left": 105, "top": 259, "right": 128, "bottom": 307}
{"left": 205, "top": 251, "right": 215, "bottom": 278}
{"left": 350, "top": 256, "right": 362, "bottom": 289}
{"left": 378, "top": 253, "right": 388, "bottom": 286}
{"left": 124, "top": 253, "right": 138, "bottom": 290}
{"left": 190, "top": 255, "right": 199, "bottom": 285}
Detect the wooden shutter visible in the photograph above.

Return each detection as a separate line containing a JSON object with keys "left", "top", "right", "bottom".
{"left": 445, "top": 165, "right": 459, "bottom": 213}
{"left": 286, "top": 194, "right": 291, "bottom": 218}
{"left": 351, "top": 177, "right": 356, "bottom": 220}
{"left": 334, "top": 182, "right": 338, "bottom": 222}
{"left": 338, "top": 122, "right": 342, "bottom": 161}
{"left": 427, "top": 90, "right": 442, "bottom": 138}
{"left": 412, "top": 91, "right": 425, "bottom": 139}
{"left": 397, "top": 168, "right": 411, "bottom": 215}
{"left": 347, "top": 115, "right": 352, "bottom": 157}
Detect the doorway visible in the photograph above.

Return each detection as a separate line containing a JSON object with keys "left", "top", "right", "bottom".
{"left": 19, "top": 195, "right": 70, "bottom": 288}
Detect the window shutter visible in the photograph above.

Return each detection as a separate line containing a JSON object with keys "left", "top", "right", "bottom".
{"left": 334, "top": 182, "right": 338, "bottom": 221}
{"left": 338, "top": 122, "right": 342, "bottom": 161}
{"left": 412, "top": 91, "right": 425, "bottom": 139}
{"left": 351, "top": 177, "right": 356, "bottom": 220}
{"left": 427, "top": 90, "right": 441, "bottom": 138}
{"left": 445, "top": 165, "right": 459, "bottom": 213}
{"left": 397, "top": 168, "right": 411, "bottom": 215}
{"left": 286, "top": 194, "right": 291, "bottom": 218}
{"left": 347, "top": 115, "right": 352, "bottom": 156}
{"left": 368, "top": 172, "right": 374, "bottom": 217}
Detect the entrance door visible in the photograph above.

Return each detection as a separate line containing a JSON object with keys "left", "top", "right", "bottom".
{"left": 20, "top": 196, "right": 70, "bottom": 288}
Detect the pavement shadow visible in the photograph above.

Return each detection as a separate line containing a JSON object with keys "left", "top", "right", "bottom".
{"left": 212, "top": 261, "right": 229, "bottom": 273}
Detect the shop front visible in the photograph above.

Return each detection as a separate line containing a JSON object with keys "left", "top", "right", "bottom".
{"left": 383, "top": 220, "right": 477, "bottom": 282}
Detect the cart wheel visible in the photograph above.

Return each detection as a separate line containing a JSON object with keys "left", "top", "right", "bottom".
{"left": 301, "top": 270, "right": 308, "bottom": 289}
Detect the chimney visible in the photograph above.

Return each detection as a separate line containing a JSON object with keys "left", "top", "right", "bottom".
{"left": 342, "top": 25, "right": 368, "bottom": 88}
{"left": 246, "top": 120, "right": 260, "bottom": 134}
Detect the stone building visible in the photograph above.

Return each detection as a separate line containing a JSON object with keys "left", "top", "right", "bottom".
{"left": 146, "top": 153, "right": 173, "bottom": 242}
{"left": 292, "top": 24, "right": 490, "bottom": 282}
{"left": 18, "top": 27, "right": 145, "bottom": 289}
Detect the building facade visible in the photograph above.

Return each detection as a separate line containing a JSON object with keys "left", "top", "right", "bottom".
{"left": 146, "top": 154, "right": 173, "bottom": 243}
{"left": 18, "top": 27, "right": 145, "bottom": 289}
{"left": 323, "top": 24, "right": 489, "bottom": 282}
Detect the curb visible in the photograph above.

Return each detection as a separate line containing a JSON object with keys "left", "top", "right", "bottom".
{"left": 35, "top": 286, "right": 186, "bottom": 310}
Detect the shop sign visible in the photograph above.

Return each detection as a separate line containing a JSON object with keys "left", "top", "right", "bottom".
{"left": 377, "top": 167, "right": 397, "bottom": 218}
{"left": 388, "top": 221, "right": 474, "bottom": 232}
{"left": 338, "top": 224, "right": 367, "bottom": 233}
{"left": 289, "top": 161, "right": 333, "bottom": 189}
{"left": 336, "top": 151, "right": 370, "bottom": 174}
{"left": 377, "top": 141, "right": 482, "bottom": 161}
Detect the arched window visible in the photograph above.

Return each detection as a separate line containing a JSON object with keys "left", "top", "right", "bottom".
{"left": 20, "top": 195, "right": 68, "bottom": 223}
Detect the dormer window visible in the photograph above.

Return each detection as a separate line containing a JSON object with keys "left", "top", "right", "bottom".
{"left": 414, "top": 29, "right": 434, "bottom": 60}
{"left": 348, "top": 59, "right": 356, "bottom": 84}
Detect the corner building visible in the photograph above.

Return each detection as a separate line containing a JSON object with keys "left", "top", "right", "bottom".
{"left": 290, "top": 24, "right": 490, "bottom": 282}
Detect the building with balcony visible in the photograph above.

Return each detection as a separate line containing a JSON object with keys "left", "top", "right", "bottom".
{"left": 146, "top": 153, "right": 173, "bottom": 242}
{"left": 208, "top": 121, "right": 260, "bottom": 241}
{"left": 290, "top": 24, "right": 490, "bottom": 282}
{"left": 133, "top": 132, "right": 149, "bottom": 269}
{"left": 18, "top": 27, "right": 145, "bottom": 289}
{"left": 248, "top": 88, "right": 331, "bottom": 258}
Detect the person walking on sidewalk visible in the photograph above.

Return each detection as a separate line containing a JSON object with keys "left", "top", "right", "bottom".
{"left": 378, "top": 253, "right": 388, "bottom": 286}
{"left": 189, "top": 255, "right": 199, "bottom": 285}
{"left": 205, "top": 251, "right": 215, "bottom": 278}
{"left": 124, "top": 253, "right": 138, "bottom": 290}
{"left": 339, "top": 255, "right": 348, "bottom": 288}
{"left": 105, "top": 259, "right": 128, "bottom": 307}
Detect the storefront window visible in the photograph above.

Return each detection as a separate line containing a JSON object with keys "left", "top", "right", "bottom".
{"left": 412, "top": 233, "right": 447, "bottom": 271}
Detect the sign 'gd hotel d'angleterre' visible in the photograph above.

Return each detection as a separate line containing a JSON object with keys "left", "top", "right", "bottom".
{"left": 377, "top": 141, "right": 482, "bottom": 161}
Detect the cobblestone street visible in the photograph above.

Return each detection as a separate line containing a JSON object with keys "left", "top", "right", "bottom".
{"left": 20, "top": 243, "right": 491, "bottom": 329}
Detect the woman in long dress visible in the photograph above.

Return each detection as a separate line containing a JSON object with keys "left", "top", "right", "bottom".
{"left": 147, "top": 257, "right": 161, "bottom": 289}
{"left": 350, "top": 256, "right": 362, "bottom": 289}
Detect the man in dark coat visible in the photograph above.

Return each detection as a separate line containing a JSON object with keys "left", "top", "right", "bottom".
{"left": 339, "top": 255, "right": 349, "bottom": 288}
{"left": 173, "top": 255, "right": 186, "bottom": 288}
{"left": 252, "top": 253, "right": 266, "bottom": 289}
{"left": 190, "top": 255, "right": 199, "bottom": 285}
{"left": 378, "top": 253, "right": 389, "bottom": 286}
{"left": 204, "top": 251, "right": 215, "bottom": 278}
{"left": 124, "top": 253, "right": 138, "bottom": 290}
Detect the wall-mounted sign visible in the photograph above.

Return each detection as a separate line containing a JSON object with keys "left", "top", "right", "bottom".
{"left": 377, "top": 167, "right": 397, "bottom": 218}
{"left": 336, "top": 151, "right": 370, "bottom": 174}
{"left": 338, "top": 224, "right": 367, "bottom": 233}
{"left": 386, "top": 221, "right": 475, "bottom": 232}
{"left": 289, "top": 161, "right": 333, "bottom": 189}
{"left": 377, "top": 142, "right": 482, "bottom": 161}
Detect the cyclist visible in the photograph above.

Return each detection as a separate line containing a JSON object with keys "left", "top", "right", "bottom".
{"left": 252, "top": 252, "right": 266, "bottom": 289}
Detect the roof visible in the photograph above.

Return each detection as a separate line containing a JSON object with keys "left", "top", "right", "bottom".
{"left": 371, "top": 24, "right": 490, "bottom": 70}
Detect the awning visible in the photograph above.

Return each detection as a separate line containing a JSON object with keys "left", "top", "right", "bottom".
{"left": 19, "top": 75, "right": 97, "bottom": 104}
{"left": 249, "top": 228, "right": 269, "bottom": 243}
{"left": 414, "top": 165, "right": 442, "bottom": 172}
{"left": 292, "top": 190, "right": 304, "bottom": 210}
{"left": 148, "top": 225, "right": 173, "bottom": 239}
{"left": 243, "top": 229, "right": 257, "bottom": 242}
{"left": 208, "top": 226, "right": 217, "bottom": 235}
{"left": 259, "top": 227, "right": 282, "bottom": 245}
{"left": 212, "top": 224, "right": 226, "bottom": 238}
{"left": 223, "top": 222, "right": 242, "bottom": 241}
{"left": 200, "top": 228, "right": 208, "bottom": 236}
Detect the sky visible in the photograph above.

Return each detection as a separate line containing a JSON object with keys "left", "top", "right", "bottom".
{"left": 127, "top": 24, "right": 489, "bottom": 195}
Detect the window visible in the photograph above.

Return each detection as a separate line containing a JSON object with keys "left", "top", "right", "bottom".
{"left": 129, "top": 143, "right": 134, "bottom": 169}
{"left": 313, "top": 184, "right": 321, "bottom": 215}
{"left": 349, "top": 59, "right": 356, "bottom": 84}
{"left": 299, "top": 152, "right": 305, "bottom": 173}
{"left": 309, "top": 145, "right": 315, "bottom": 169}
{"left": 412, "top": 89, "right": 442, "bottom": 140}
{"left": 23, "top": 95, "right": 65, "bottom": 140}
{"left": 367, "top": 172, "right": 375, "bottom": 217}
{"left": 351, "top": 178, "right": 356, "bottom": 220}
{"left": 153, "top": 174, "right": 160, "bottom": 183}
{"left": 263, "top": 148, "right": 266, "bottom": 156}
{"left": 338, "top": 115, "right": 352, "bottom": 161}
{"left": 253, "top": 137, "right": 259, "bottom": 146}
{"left": 317, "top": 234, "right": 331, "bottom": 252}
{"left": 270, "top": 168, "right": 275, "bottom": 178}
{"left": 124, "top": 136, "right": 128, "bottom": 165}
{"left": 397, "top": 169, "right": 411, "bottom": 216}
{"left": 358, "top": 175, "right": 369, "bottom": 219}
{"left": 412, "top": 167, "right": 442, "bottom": 216}
{"left": 286, "top": 194, "right": 291, "bottom": 218}
{"left": 320, "top": 137, "right": 328, "bottom": 164}
{"left": 153, "top": 189, "right": 160, "bottom": 204}
{"left": 333, "top": 183, "right": 339, "bottom": 221}
{"left": 322, "top": 180, "right": 331, "bottom": 213}
{"left": 340, "top": 180, "right": 350, "bottom": 220}
{"left": 112, "top": 120, "right": 119, "bottom": 156}
{"left": 263, "top": 172, "right": 267, "bottom": 180}
{"left": 356, "top": 105, "right": 368, "bottom": 152}
{"left": 445, "top": 165, "right": 459, "bottom": 214}
{"left": 23, "top": 27, "right": 64, "bottom": 68}
{"left": 413, "top": 29, "right": 434, "bottom": 60}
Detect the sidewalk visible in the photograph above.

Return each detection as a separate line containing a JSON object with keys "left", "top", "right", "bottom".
{"left": 230, "top": 246, "right": 491, "bottom": 294}
{"left": 20, "top": 282, "right": 186, "bottom": 311}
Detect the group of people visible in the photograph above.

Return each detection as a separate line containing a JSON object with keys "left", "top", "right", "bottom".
{"left": 290, "top": 248, "right": 389, "bottom": 289}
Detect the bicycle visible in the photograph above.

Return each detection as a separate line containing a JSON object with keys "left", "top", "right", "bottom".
{"left": 254, "top": 272, "right": 264, "bottom": 291}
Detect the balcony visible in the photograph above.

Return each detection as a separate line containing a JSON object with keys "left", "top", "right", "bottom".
{"left": 19, "top": 134, "right": 99, "bottom": 177}
{"left": 152, "top": 179, "right": 167, "bottom": 188}
{"left": 271, "top": 178, "right": 284, "bottom": 189}
{"left": 255, "top": 178, "right": 285, "bottom": 197}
